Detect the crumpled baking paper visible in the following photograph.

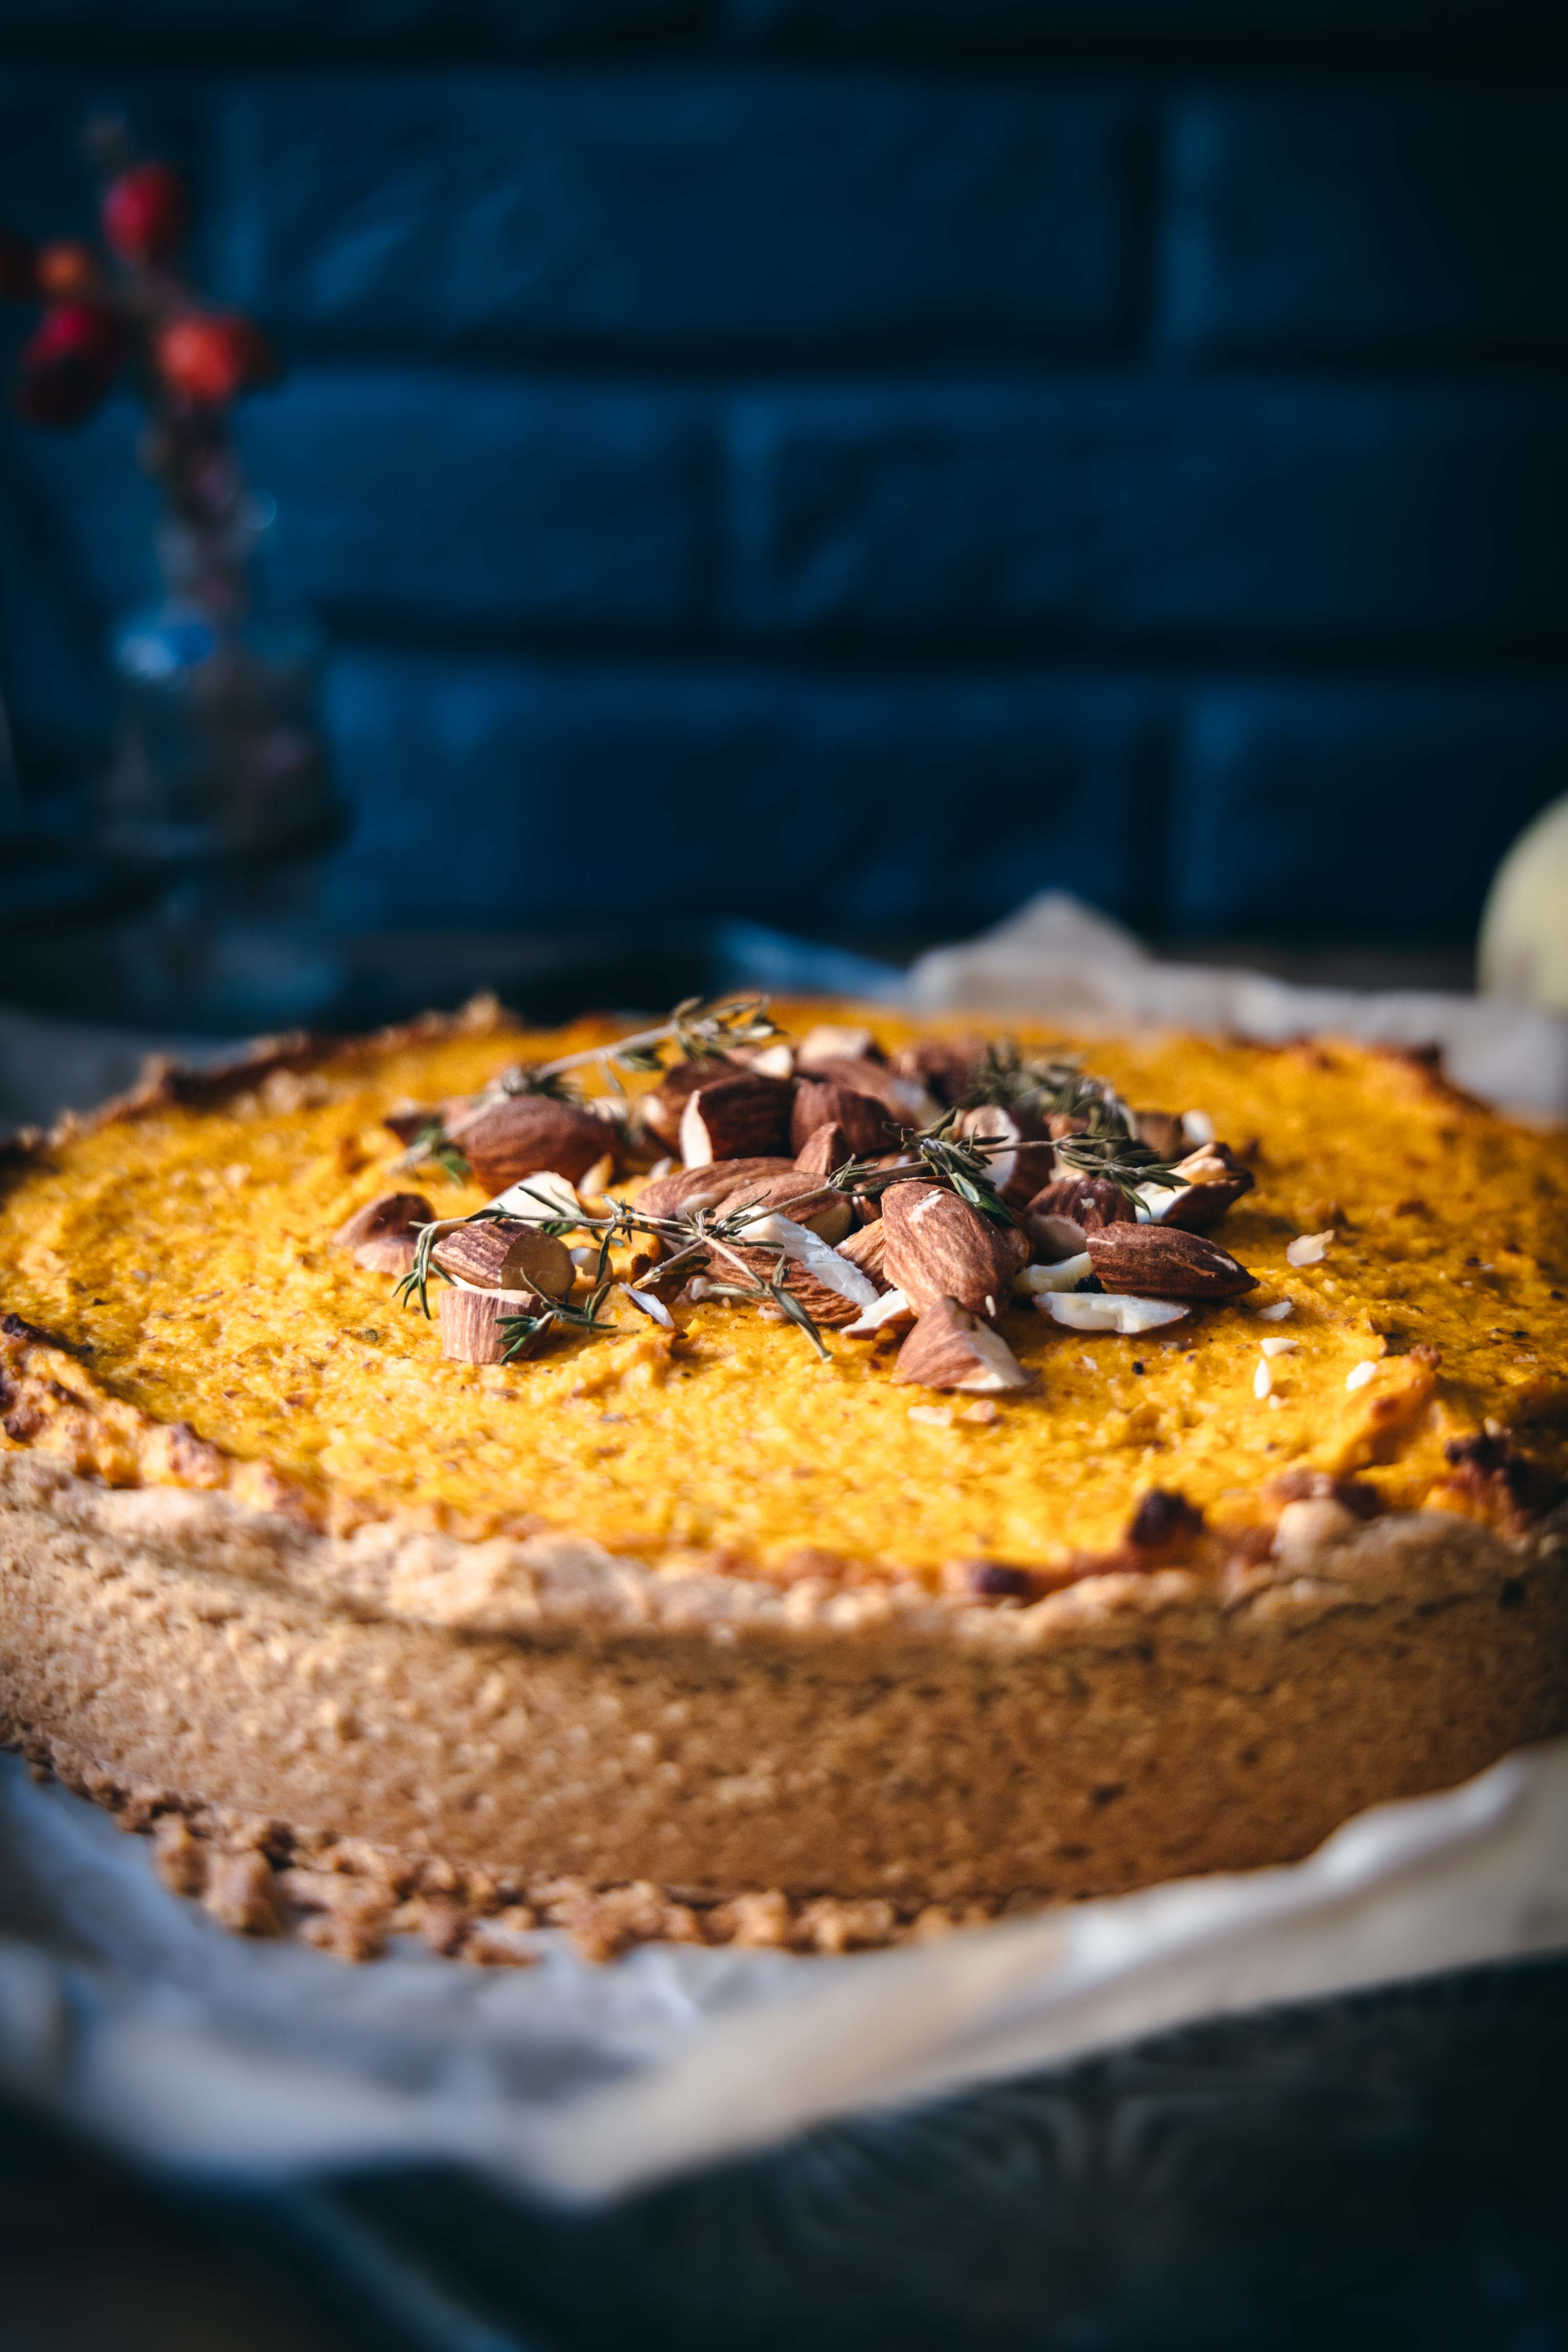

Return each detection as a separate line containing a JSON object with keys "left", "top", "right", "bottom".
{"left": 910, "top": 894, "right": 1568, "bottom": 1119}
{"left": 1, "top": 904, "right": 1565, "bottom": 2204}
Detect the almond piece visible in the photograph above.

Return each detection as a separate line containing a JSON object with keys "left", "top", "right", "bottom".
{"left": 716, "top": 1243, "right": 867, "bottom": 1327}
{"left": 432, "top": 1218, "right": 573, "bottom": 1298}
{"left": 795, "top": 1120, "right": 853, "bottom": 1177}
{"left": 891, "top": 1298, "right": 1032, "bottom": 1393}
{"left": 1133, "top": 1110, "right": 1187, "bottom": 1161}
{"left": 791, "top": 1078, "right": 900, "bottom": 1159}
{"left": 1085, "top": 1223, "right": 1257, "bottom": 1300}
{"left": 334, "top": 1193, "right": 431, "bottom": 1248}
{"left": 438, "top": 1286, "right": 541, "bottom": 1365}
{"left": 881, "top": 1182, "right": 1029, "bottom": 1318}
{"left": 888, "top": 1035, "right": 985, "bottom": 1106}
{"left": 333, "top": 1191, "right": 433, "bottom": 1268}
{"left": 848, "top": 1149, "right": 922, "bottom": 1221}
{"left": 635, "top": 1157, "right": 798, "bottom": 1221}
{"left": 801, "top": 1055, "right": 931, "bottom": 1121}
{"left": 723, "top": 1041, "right": 796, "bottom": 1081}
{"left": 719, "top": 1170, "right": 853, "bottom": 1243}
{"left": 1156, "top": 1141, "right": 1256, "bottom": 1235}
{"left": 446, "top": 1095, "right": 613, "bottom": 1193}
{"left": 838, "top": 1219, "right": 890, "bottom": 1286}
{"left": 1026, "top": 1175, "right": 1132, "bottom": 1238}
{"left": 639, "top": 1058, "right": 729, "bottom": 1152}
{"left": 841, "top": 1285, "right": 914, "bottom": 1337}
{"left": 679, "top": 1073, "right": 794, "bottom": 1167}
{"left": 797, "top": 1023, "right": 880, "bottom": 1070}
{"left": 955, "top": 1104, "right": 1056, "bottom": 1209}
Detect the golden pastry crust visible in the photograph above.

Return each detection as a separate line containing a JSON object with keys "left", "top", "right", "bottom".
{"left": 2, "top": 999, "right": 1566, "bottom": 1956}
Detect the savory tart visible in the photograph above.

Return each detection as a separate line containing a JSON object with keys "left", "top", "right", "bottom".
{"left": 2, "top": 996, "right": 1564, "bottom": 1962}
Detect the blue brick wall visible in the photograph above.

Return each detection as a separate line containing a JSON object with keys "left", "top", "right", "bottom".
{"left": 2, "top": 10, "right": 1565, "bottom": 948}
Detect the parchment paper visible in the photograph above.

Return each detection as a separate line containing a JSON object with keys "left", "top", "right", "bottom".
{"left": 1, "top": 902, "right": 1565, "bottom": 2204}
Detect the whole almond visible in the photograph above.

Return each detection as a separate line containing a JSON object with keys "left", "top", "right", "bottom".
{"left": 881, "top": 1182, "right": 1028, "bottom": 1318}
{"left": 795, "top": 1120, "right": 853, "bottom": 1177}
{"left": 636, "top": 1157, "right": 797, "bottom": 1221}
{"left": 1085, "top": 1223, "right": 1257, "bottom": 1299}
{"left": 891, "top": 1298, "right": 1032, "bottom": 1393}
{"left": 791, "top": 1078, "right": 899, "bottom": 1158}
{"left": 433, "top": 1218, "right": 573, "bottom": 1298}
{"left": 679, "top": 1073, "right": 794, "bottom": 1167}
{"left": 438, "top": 1286, "right": 541, "bottom": 1365}
{"left": 447, "top": 1094, "right": 612, "bottom": 1193}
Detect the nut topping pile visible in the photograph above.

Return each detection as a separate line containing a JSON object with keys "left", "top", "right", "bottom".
{"left": 334, "top": 999, "right": 1268, "bottom": 1393}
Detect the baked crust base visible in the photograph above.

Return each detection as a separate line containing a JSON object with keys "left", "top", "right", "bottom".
{"left": 5, "top": 1454, "right": 1565, "bottom": 1958}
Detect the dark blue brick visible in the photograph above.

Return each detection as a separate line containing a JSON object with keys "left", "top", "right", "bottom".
{"left": 1161, "top": 92, "right": 1568, "bottom": 360}
{"left": 726, "top": 381, "right": 1568, "bottom": 647}
{"left": 0, "top": 0, "right": 696, "bottom": 43}
{"left": 6, "top": 368, "right": 708, "bottom": 637}
{"left": 319, "top": 651, "right": 1164, "bottom": 931}
{"left": 727, "top": 0, "right": 1562, "bottom": 44}
{"left": 245, "top": 368, "right": 708, "bottom": 631}
{"left": 217, "top": 74, "right": 1130, "bottom": 357}
{"left": 1170, "top": 684, "right": 1568, "bottom": 940}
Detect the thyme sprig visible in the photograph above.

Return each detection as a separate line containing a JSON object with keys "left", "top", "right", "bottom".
{"left": 395, "top": 1118, "right": 471, "bottom": 1184}
{"left": 394, "top": 1178, "right": 836, "bottom": 1360}
{"left": 823, "top": 1108, "right": 1019, "bottom": 1228}
{"left": 958, "top": 1039, "right": 1128, "bottom": 1132}
{"left": 397, "top": 996, "right": 781, "bottom": 1170}
{"left": 497, "top": 1283, "right": 618, "bottom": 1364}
{"left": 1051, "top": 1129, "right": 1183, "bottom": 1202}
{"left": 530, "top": 994, "right": 780, "bottom": 1090}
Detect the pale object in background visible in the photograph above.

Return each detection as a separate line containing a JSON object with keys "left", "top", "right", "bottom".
{"left": 910, "top": 893, "right": 1568, "bottom": 1118}
{"left": 1479, "top": 792, "right": 1568, "bottom": 1018}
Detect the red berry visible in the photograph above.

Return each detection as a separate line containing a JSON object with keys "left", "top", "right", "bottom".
{"left": 0, "top": 223, "right": 35, "bottom": 299}
{"left": 102, "top": 159, "right": 185, "bottom": 265}
{"left": 16, "top": 304, "right": 126, "bottom": 428}
{"left": 36, "top": 241, "right": 104, "bottom": 302}
{"left": 154, "top": 311, "right": 274, "bottom": 407}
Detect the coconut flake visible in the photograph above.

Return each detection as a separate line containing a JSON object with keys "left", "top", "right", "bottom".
{"left": 908, "top": 1404, "right": 953, "bottom": 1427}
{"left": 489, "top": 1171, "right": 583, "bottom": 1223}
{"left": 841, "top": 1286, "right": 915, "bottom": 1338}
{"left": 1344, "top": 1359, "right": 1377, "bottom": 1391}
{"left": 732, "top": 1211, "right": 880, "bottom": 1311}
{"left": 617, "top": 1282, "right": 674, "bottom": 1329}
{"left": 1257, "top": 1299, "right": 1294, "bottom": 1321}
{"left": 1253, "top": 1357, "right": 1273, "bottom": 1400}
{"left": 1040, "top": 1292, "right": 1189, "bottom": 1335}
{"left": 1260, "top": 1334, "right": 1298, "bottom": 1358}
{"left": 1286, "top": 1230, "right": 1334, "bottom": 1268}
{"left": 1014, "top": 1253, "right": 1093, "bottom": 1295}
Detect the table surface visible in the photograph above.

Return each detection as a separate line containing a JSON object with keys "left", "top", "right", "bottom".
{"left": 4, "top": 1952, "right": 1566, "bottom": 2352}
